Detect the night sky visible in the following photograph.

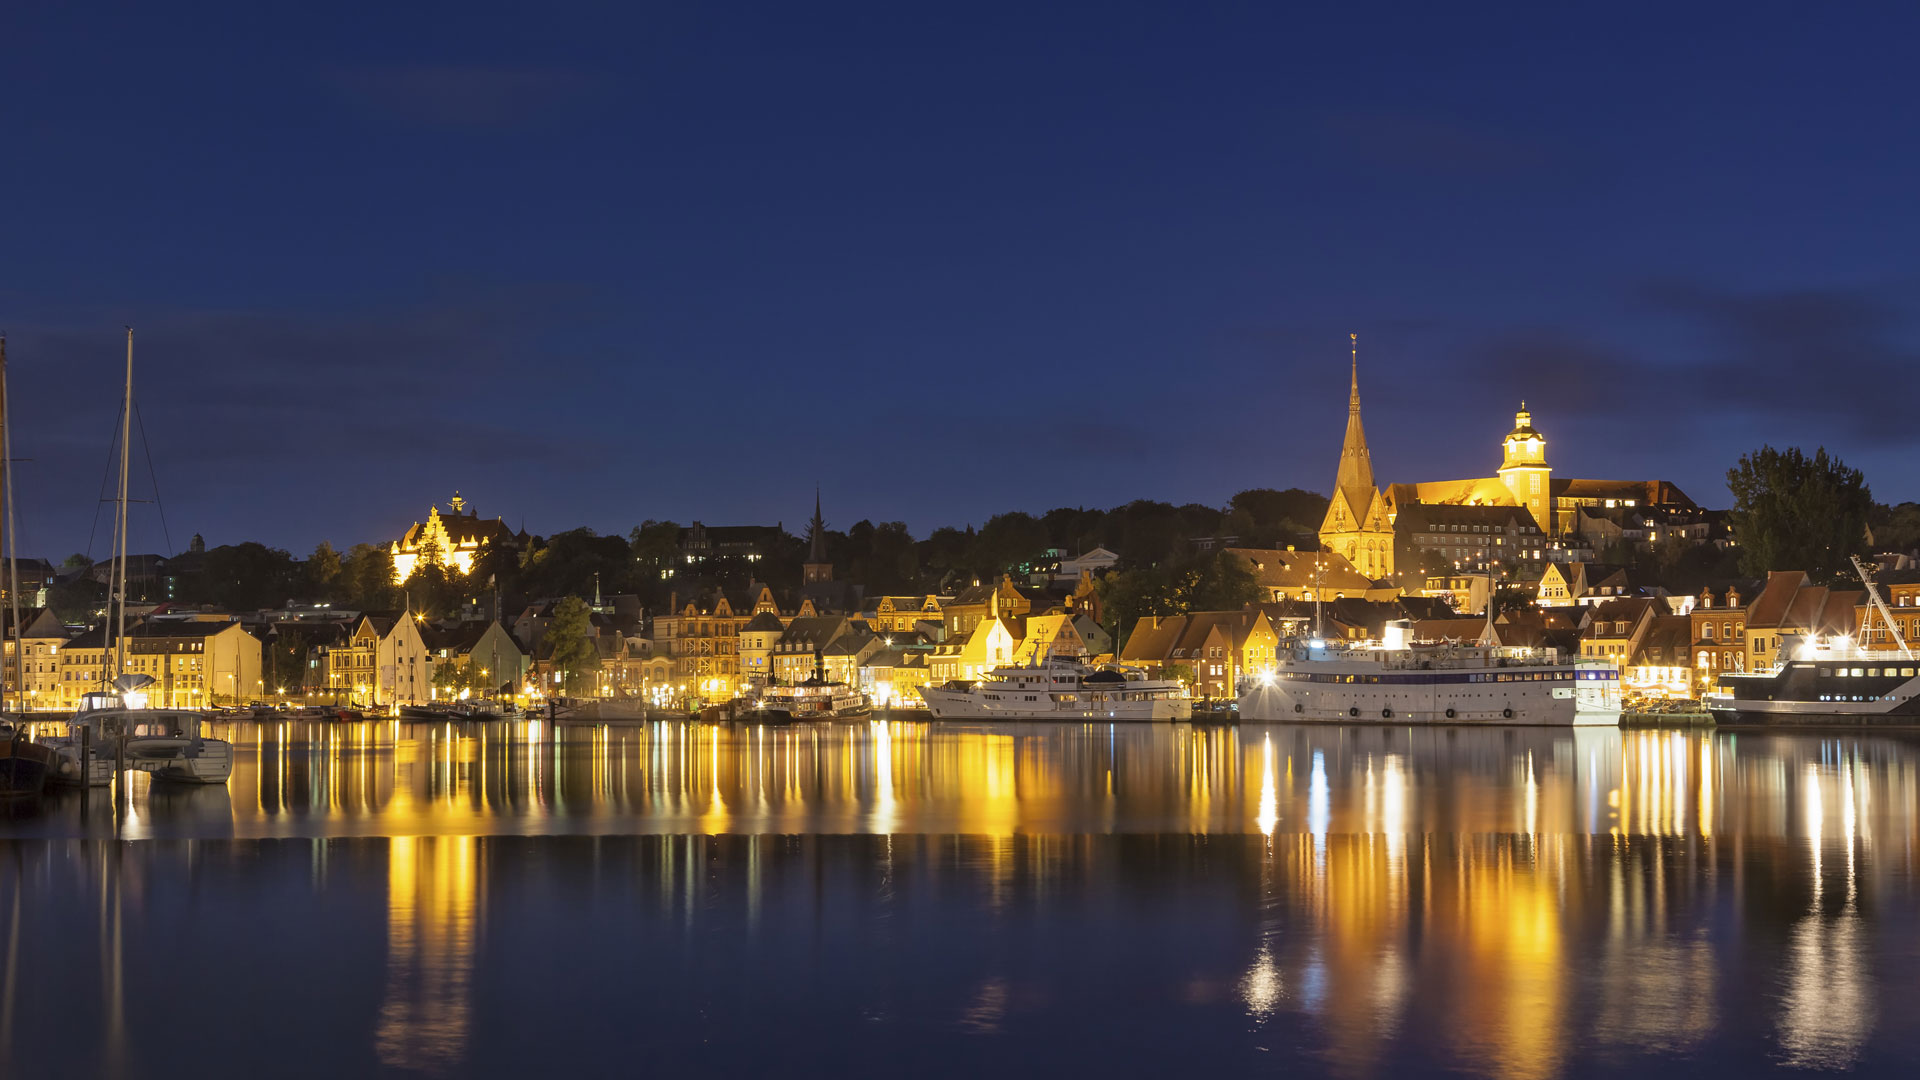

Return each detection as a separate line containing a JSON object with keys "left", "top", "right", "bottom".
{"left": 3, "top": 2, "right": 1917, "bottom": 560}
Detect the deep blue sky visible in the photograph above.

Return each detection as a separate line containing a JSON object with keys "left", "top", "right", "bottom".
{"left": 3, "top": 2, "right": 1917, "bottom": 559}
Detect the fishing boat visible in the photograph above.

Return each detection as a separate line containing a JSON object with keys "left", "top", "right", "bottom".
{"left": 1706, "top": 556, "right": 1920, "bottom": 726}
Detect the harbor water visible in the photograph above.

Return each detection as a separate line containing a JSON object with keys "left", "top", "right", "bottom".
{"left": 2, "top": 719, "right": 1918, "bottom": 1077}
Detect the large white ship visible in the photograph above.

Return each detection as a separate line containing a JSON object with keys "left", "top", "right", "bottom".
{"left": 1237, "top": 623, "right": 1621, "bottom": 726}
{"left": 918, "top": 659, "right": 1192, "bottom": 722}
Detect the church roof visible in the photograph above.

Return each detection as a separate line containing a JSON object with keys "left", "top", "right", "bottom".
{"left": 1331, "top": 345, "right": 1380, "bottom": 526}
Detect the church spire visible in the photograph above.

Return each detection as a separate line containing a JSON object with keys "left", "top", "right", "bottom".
{"left": 807, "top": 487, "right": 826, "bottom": 564}
{"left": 1334, "top": 332, "right": 1376, "bottom": 519}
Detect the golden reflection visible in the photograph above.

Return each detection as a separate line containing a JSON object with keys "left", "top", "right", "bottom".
{"left": 1255, "top": 735, "right": 1277, "bottom": 837}
{"left": 376, "top": 835, "right": 480, "bottom": 1074}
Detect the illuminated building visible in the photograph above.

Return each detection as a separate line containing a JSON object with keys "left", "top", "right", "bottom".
{"left": 1743, "top": 571, "right": 1862, "bottom": 669}
{"left": 53, "top": 625, "right": 115, "bottom": 709}
{"left": 1580, "top": 597, "right": 1659, "bottom": 662}
{"left": 1316, "top": 338, "right": 1395, "bottom": 578}
{"left": 390, "top": 492, "right": 520, "bottom": 583}
{"left": 1688, "top": 585, "right": 1746, "bottom": 691}
{"left": 4, "top": 607, "right": 68, "bottom": 710}
{"left": 325, "top": 615, "right": 387, "bottom": 702}
{"left": 1118, "top": 610, "right": 1279, "bottom": 698}
{"left": 1009, "top": 614, "right": 1087, "bottom": 664}
{"left": 1226, "top": 547, "right": 1394, "bottom": 602}
{"left": 1626, "top": 614, "right": 1695, "bottom": 699}
{"left": 768, "top": 614, "right": 851, "bottom": 684}
{"left": 870, "top": 594, "right": 945, "bottom": 633}
{"left": 378, "top": 611, "right": 436, "bottom": 706}
{"left": 1392, "top": 503, "right": 1546, "bottom": 584}
{"left": 942, "top": 576, "right": 1030, "bottom": 639}
{"left": 652, "top": 593, "right": 744, "bottom": 698}
{"left": 928, "top": 613, "right": 1017, "bottom": 682}
{"left": 123, "top": 619, "right": 264, "bottom": 707}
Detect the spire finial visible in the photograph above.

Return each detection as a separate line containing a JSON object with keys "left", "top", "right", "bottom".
{"left": 1349, "top": 333, "right": 1360, "bottom": 411}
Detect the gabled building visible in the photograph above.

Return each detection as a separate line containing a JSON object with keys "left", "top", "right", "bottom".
{"left": 769, "top": 615, "right": 850, "bottom": 684}
{"left": 377, "top": 612, "right": 435, "bottom": 706}
{"left": 1580, "top": 597, "right": 1661, "bottom": 663}
{"left": 1627, "top": 614, "right": 1695, "bottom": 699}
{"left": 391, "top": 492, "right": 521, "bottom": 582}
{"left": 928, "top": 616, "right": 1018, "bottom": 683}
{"left": 943, "top": 576, "right": 1030, "bottom": 639}
{"left": 1743, "top": 571, "right": 1863, "bottom": 670}
{"left": 1118, "top": 610, "right": 1279, "bottom": 700}
{"left": 324, "top": 614, "right": 391, "bottom": 703}
{"left": 1009, "top": 614, "right": 1087, "bottom": 665}
{"left": 123, "top": 619, "right": 264, "bottom": 708}
{"left": 652, "top": 593, "right": 745, "bottom": 698}
{"left": 1689, "top": 585, "right": 1749, "bottom": 693}
{"left": 871, "top": 595, "right": 945, "bottom": 633}
{"left": 4, "top": 607, "right": 70, "bottom": 710}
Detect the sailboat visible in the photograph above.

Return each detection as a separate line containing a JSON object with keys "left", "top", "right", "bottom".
{"left": 0, "top": 335, "right": 58, "bottom": 799}
{"left": 45, "top": 330, "right": 232, "bottom": 785}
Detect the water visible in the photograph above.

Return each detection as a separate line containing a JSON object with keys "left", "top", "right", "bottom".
{"left": 2, "top": 719, "right": 1918, "bottom": 1078}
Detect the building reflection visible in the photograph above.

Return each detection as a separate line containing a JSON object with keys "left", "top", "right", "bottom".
{"left": 376, "top": 835, "right": 481, "bottom": 1073}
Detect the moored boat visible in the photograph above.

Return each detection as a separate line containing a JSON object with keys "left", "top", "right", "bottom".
{"left": 1236, "top": 622, "right": 1620, "bottom": 726}
{"left": 917, "top": 658, "right": 1191, "bottom": 722}
{"left": 1706, "top": 556, "right": 1920, "bottom": 726}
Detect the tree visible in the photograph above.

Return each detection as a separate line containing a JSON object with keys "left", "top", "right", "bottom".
{"left": 61, "top": 553, "right": 94, "bottom": 572}
{"left": 1871, "top": 502, "right": 1920, "bottom": 554}
{"left": 344, "top": 543, "right": 401, "bottom": 610}
{"left": 546, "top": 596, "right": 598, "bottom": 695}
{"left": 265, "top": 628, "right": 309, "bottom": 697}
{"left": 308, "top": 541, "right": 344, "bottom": 601}
{"left": 199, "top": 542, "right": 301, "bottom": 611}
{"left": 1727, "top": 445, "right": 1872, "bottom": 583}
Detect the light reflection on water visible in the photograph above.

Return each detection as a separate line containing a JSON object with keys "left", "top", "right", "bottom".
{"left": 0, "top": 722, "right": 1917, "bottom": 1077}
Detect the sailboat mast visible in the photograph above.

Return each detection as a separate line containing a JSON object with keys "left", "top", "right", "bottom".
{"left": 113, "top": 328, "right": 134, "bottom": 690}
{"left": 0, "top": 336, "right": 16, "bottom": 714}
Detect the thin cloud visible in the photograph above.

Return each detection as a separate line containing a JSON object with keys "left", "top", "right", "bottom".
{"left": 327, "top": 65, "right": 602, "bottom": 129}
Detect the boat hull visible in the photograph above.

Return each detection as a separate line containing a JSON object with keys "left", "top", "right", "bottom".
{"left": 918, "top": 685, "right": 1190, "bottom": 722}
{"left": 1237, "top": 675, "right": 1618, "bottom": 727}
{"left": 0, "top": 741, "right": 53, "bottom": 800}
{"left": 146, "top": 740, "right": 233, "bottom": 784}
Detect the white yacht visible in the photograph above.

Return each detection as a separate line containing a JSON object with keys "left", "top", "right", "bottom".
{"left": 752, "top": 677, "right": 873, "bottom": 721}
{"left": 46, "top": 689, "right": 234, "bottom": 786}
{"left": 918, "top": 659, "right": 1191, "bottom": 722}
{"left": 1237, "top": 623, "right": 1621, "bottom": 726}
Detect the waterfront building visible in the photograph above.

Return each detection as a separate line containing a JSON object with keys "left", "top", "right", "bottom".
{"left": 1580, "top": 597, "right": 1660, "bottom": 662}
{"left": 927, "top": 615, "right": 1018, "bottom": 683}
{"left": 377, "top": 612, "right": 435, "bottom": 706}
{"left": 427, "top": 620, "right": 528, "bottom": 698}
{"left": 1688, "top": 586, "right": 1747, "bottom": 693}
{"left": 1010, "top": 614, "right": 1087, "bottom": 664}
{"left": 1625, "top": 614, "right": 1695, "bottom": 699}
{"left": 1118, "top": 610, "right": 1279, "bottom": 699}
{"left": 1742, "top": 571, "right": 1862, "bottom": 670}
{"left": 325, "top": 615, "right": 390, "bottom": 702}
{"left": 769, "top": 615, "right": 850, "bottom": 684}
{"left": 860, "top": 648, "right": 930, "bottom": 708}
{"left": 54, "top": 626, "right": 115, "bottom": 709}
{"left": 390, "top": 492, "right": 520, "bottom": 582}
{"left": 123, "top": 619, "right": 264, "bottom": 707}
{"left": 737, "top": 608, "right": 786, "bottom": 687}
{"left": 653, "top": 593, "right": 744, "bottom": 698}
{"left": 3, "top": 608, "right": 69, "bottom": 710}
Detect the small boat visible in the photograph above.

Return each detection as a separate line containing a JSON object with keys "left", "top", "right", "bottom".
{"left": 0, "top": 719, "right": 54, "bottom": 801}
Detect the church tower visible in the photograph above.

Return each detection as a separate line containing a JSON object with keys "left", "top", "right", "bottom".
{"left": 1496, "top": 402, "right": 1553, "bottom": 535}
{"left": 803, "top": 489, "right": 833, "bottom": 584}
{"left": 1316, "top": 335, "right": 1395, "bottom": 579}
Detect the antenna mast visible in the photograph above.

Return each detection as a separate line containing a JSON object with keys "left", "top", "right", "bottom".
{"left": 1, "top": 337, "right": 17, "bottom": 713}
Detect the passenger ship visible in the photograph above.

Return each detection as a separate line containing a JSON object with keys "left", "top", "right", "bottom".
{"left": 1705, "top": 557, "right": 1920, "bottom": 725}
{"left": 918, "top": 659, "right": 1191, "bottom": 722}
{"left": 1236, "top": 622, "right": 1621, "bottom": 726}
